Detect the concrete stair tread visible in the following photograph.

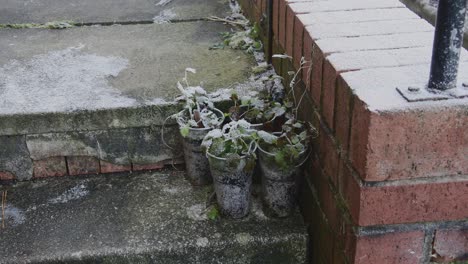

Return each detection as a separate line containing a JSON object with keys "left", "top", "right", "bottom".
{"left": 0, "top": 0, "right": 230, "bottom": 25}
{"left": 0, "top": 171, "right": 307, "bottom": 263}
{"left": 0, "top": 20, "right": 256, "bottom": 136}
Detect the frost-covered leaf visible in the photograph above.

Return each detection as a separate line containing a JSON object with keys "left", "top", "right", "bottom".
{"left": 293, "top": 122, "right": 303, "bottom": 129}
{"left": 185, "top": 68, "right": 197, "bottom": 74}
{"left": 240, "top": 95, "right": 252, "bottom": 106}
{"left": 193, "top": 86, "right": 207, "bottom": 95}
{"left": 272, "top": 54, "right": 292, "bottom": 59}
{"left": 299, "top": 131, "right": 308, "bottom": 141}
{"left": 188, "top": 119, "right": 198, "bottom": 128}
{"left": 237, "top": 119, "right": 252, "bottom": 129}
{"left": 258, "top": 130, "right": 278, "bottom": 144}
{"left": 206, "top": 129, "right": 223, "bottom": 139}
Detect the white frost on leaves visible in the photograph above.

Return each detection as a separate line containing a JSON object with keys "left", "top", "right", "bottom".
{"left": 186, "top": 204, "right": 208, "bottom": 221}
{"left": 48, "top": 184, "right": 89, "bottom": 204}
{"left": 0, "top": 45, "right": 136, "bottom": 115}
{"left": 257, "top": 130, "right": 278, "bottom": 144}
{"left": 155, "top": 0, "right": 172, "bottom": 6}
{"left": 0, "top": 205, "right": 26, "bottom": 226}
{"left": 153, "top": 9, "right": 177, "bottom": 24}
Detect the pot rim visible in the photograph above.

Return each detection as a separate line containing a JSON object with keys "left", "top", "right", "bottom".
{"left": 177, "top": 107, "right": 225, "bottom": 131}
{"left": 206, "top": 144, "right": 258, "bottom": 161}
{"left": 258, "top": 144, "right": 310, "bottom": 168}
{"left": 230, "top": 105, "right": 276, "bottom": 127}
{"left": 257, "top": 144, "right": 306, "bottom": 157}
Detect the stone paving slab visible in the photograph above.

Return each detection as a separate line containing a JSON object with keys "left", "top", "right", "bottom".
{"left": 0, "top": 22, "right": 254, "bottom": 117}
{"left": 0, "top": 0, "right": 230, "bottom": 24}
{"left": 0, "top": 171, "right": 307, "bottom": 263}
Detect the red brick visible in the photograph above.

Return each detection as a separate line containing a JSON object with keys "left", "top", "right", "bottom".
{"left": 354, "top": 231, "right": 425, "bottom": 264}
{"left": 322, "top": 59, "right": 337, "bottom": 130}
{"left": 0, "top": 171, "right": 15, "bottom": 181}
{"left": 100, "top": 160, "right": 131, "bottom": 174}
{"left": 261, "top": 0, "right": 267, "bottom": 14}
{"left": 272, "top": 0, "right": 279, "bottom": 38}
{"left": 302, "top": 32, "right": 313, "bottom": 94}
{"left": 132, "top": 162, "right": 164, "bottom": 171}
{"left": 310, "top": 43, "right": 324, "bottom": 108}
{"left": 293, "top": 16, "right": 304, "bottom": 70}
{"left": 67, "top": 156, "right": 100, "bottom": 176}
{"left": 359, "top": 178, "right": 468, "bottom": 226}
{"left": 433, "top": 229, "right": 468, "bottom": 262}
{"left": 285, "top": 4, "right": 295, "bottom": 57}
{"left": 278, "top": 0, "right": 287, "bottom": 47}
{"left": 318, "top": 125, "right": 340, "bottom": 186}
{"left": 334, "top": 76, "right": 354, "bottom": 153}
{"left": 349, "top": 99, "right": 371, "bottom": 180}
{"left": 33, "top": 157, "right": 67, "bottom": 178}
{"left": 338, "top": 160, "right": 361, "bottom": 224}
{"left": 351, "top": 103, "right": 468, "bottom": 182}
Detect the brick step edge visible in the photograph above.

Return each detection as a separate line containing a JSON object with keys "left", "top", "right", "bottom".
{"left": 0, "top": 156, "right": 184, "bottom": 182}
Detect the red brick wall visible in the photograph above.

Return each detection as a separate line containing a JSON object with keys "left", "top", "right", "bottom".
{"left": 1, "top": 156, "right": 180, "bottom": 181}
{"left": 240, "top": 0, "right": 468, "bottom": 263}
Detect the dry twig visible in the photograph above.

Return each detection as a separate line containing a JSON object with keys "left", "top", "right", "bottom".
{"left": 205, "top": 16, "right": 248, "bottom": 27}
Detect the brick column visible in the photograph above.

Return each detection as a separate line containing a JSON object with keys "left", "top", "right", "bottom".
{"left": 243, "top": 0, "right": 468, "bottom": 263}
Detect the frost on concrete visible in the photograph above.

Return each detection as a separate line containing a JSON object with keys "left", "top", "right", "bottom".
{"left": 0, "top": 45, "right": 137, "bottom": 115}
{"left": 48, "top": 183, "right": 89, "bottom": 204}
{"left": 186, "top": 204, "right": 208, "bottom": 221}
{"left": 0, "top": 205, "right": 26, "bottom": 226}
{"left": 153, "top": 9, "right": 177, "bottom": 24}
{"left": 155, "top": 0, "right": 173, "bottom": 6}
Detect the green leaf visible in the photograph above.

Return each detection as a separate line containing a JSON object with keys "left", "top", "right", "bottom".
{"left": 180, "top": 126, "right": 190, "bottom": 138}
{"left": 207, "top": 206, "right": 219, "bottom": 220}
{"left": 274, "top": 151, "right": 287, "bottom": 168}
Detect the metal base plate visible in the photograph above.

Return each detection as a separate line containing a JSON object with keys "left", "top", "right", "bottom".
{"left": 396, "top": 84, "right": 468, "bottom": 102}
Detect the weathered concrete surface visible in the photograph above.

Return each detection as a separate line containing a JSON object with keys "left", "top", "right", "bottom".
{"left": 0, "top": 22, "right": 256, "bottom": 135}
{"left": 0, "top": 0, "right": 230, "bottom": 24}
{"left": 26, "top": 126, "right": 182, "bottom": 165}
{"left": 0, "top": 171, "right": 308, "bottom": 263}
{"left": 0, "top": 136, "right": 32, "bottom": 181}
{"left": 0, "top": 22, "right": 253, "bottom": 114}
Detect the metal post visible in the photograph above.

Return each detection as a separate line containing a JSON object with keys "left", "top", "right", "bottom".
{"left": 428, "top": 0, "right": 468, "bottom": 90}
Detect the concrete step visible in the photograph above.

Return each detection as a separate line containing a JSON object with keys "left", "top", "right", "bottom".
{"left": 0, "top": 171, "right": 308, "bottom": 263}
{"left": 0, "top": 0, "right": 231, "bottom": 24}
{"left": 0, "top": 0, "right": 262, "bottom": 181}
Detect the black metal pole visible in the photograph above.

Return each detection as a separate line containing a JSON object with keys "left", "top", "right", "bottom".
{"left": 428, "top": 0, "right": 467, "bottom": 90}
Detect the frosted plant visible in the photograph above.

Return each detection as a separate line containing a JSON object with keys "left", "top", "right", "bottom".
{"left": 171, "top": 68, "right": 223, "bottom": 137}
{"left": 202, "top": 120, "right": 258, "bottom": 159}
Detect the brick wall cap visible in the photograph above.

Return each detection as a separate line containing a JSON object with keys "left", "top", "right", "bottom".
{"left": 296, "top": 8, "right": 417, "bottom": 25}
{"left": 289, "top": 0, "right": 404, "bottom": 14}
{"left": 314, "top": 31, "right": 433, "bottom": 54}
{"left": 327, "top": 47, "right": 468, "bottom": 73}
{"left": 305, "top": 19, "right": 432, "bottom": 40}
{"left": 342, "top": 62, "right": 468, "bottom": 112}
